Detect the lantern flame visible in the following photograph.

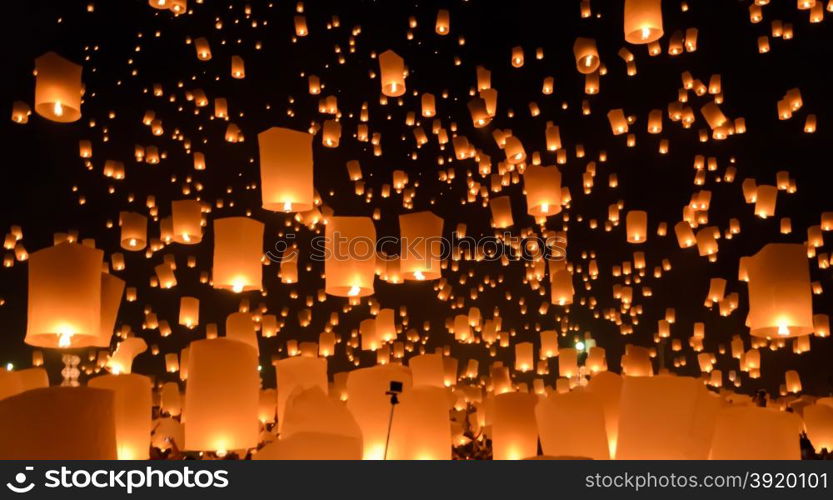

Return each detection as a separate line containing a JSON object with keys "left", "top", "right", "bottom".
{"left": 53, "top": 101, "right": 63, "bottom": 117}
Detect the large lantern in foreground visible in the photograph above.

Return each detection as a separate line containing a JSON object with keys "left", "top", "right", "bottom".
{"left": 346, "top": 364, "right": 413, "bottom": 459}
{"left": 26, "top": 243, "right": 103, "bottom": 348}
{"left": 258, "top": 127, "right": 314, "bottom": 212}
{"left": 35, "top": 52, "right": 82, "bottom": 122}
{"left": 88, "top": 373, "right": 152, "bottom": 459}
{"left": 325, "top": 216, "right": 376, "bottom": 297}
{"left": 492, "top": 392, "right": 538, "bottom": 460}
{"left": 212, "top": 217, "right": 264, "bottom": 293}
{"left": 275, "top": 356, "right": 328, "bottom": 433}
{"left": 399, "top": 211, "right": 443, "bottom": 281}
{"left": 387, "top": 386, "right": 452, "bottom": 460}
{"left": 624, "top": 0, "right": 664, "bottom": 45}
{"left": 0, "top": 387, "right": 117, "bottom": 459}
{"left": 746, "top": 243, "right": 813, "bottom": 338}
{"left": 183, "top": 339, "right": 260, "bottom": 453}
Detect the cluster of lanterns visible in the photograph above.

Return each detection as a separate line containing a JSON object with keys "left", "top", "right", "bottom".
{"left": 1, "top": 0, "right": 832, "bottom": 460}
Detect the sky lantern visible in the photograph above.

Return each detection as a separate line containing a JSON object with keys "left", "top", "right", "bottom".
{"left": 710, "top": 406, "right": 801, "bottom": 459}
{"left": 34, "top": 52, "right": 82, "bottom": 122}
{"left": 183, "top": 339, "right": 260, "bottom": 454}
{"left": 399, "top": 211, "right": 443, "bottom": 281}
{"left": 387, "top": 386, "right": 452, "bottom": 460}
{"left": 624, "top": 0, "right": 664, "bottom": 44}
{"left": 194, "top": 37, "right": 211, "bottom": 60}
{"left": 171, "top": 200, "right": 203, "bottom": 244}
{"left": 119, "top": 211, "right": 147, "bottom": 251}
{"left": 88, "top": 373, "right": 152, "bottom": 459}
{"left": 258, "top": 127, "right": 314, "bottom": 212}
{"left": 536, "top": 391, "right": 609, "bottom": 459}
{"left": 346, "top": 364, "right": 413, "bottom": 459}
{"left": 379, "top": 50, "right": 406, "bottom": 97}
{"left": 803, "top": 404, "right": 833, "bottom": 453}
{"left": 97, "top": 272, "right": 125, "bottom": 348}
{"left": 325, "top": 217, "right": 376, "bottom": 297}
{"left": 549, "top": 260, "right": 574, "bottom": 306}
{"left": 524, "top": 165, "right": 561, "bottom": 217}
{"left": 225, "top": 312, "right": 258, "bottom": 353}
{"left": 503, "top": 136, "right": 526, "bottom": 164}
{"left": 275, "top": 356, "right": 328, "bottom": 433}
{"left": 212, "top": 217, "right": 264, "bottom": 293}
{"left": 573, "top": 38, "right": 600, "bottom": 74}
{"left": 0, "top": 387, "right": 117, "bottom": 459}
{"left": 408, "top": 353, "right": 445, "bottom": 387}
{"left": 626, "top": 210, "right": 648, "bottom": 243}
{"left": 26, "top": 243, "right": 103, "bottom": 348}
{"left": 490, "top": 196, "right": 514, "bottom": 229}
{"left": 107, "top": 337, "right": 147, "bottom": 374}
{"left": 492, "top": 392, "right": 538, "bottom": 460}
{"left": 435, "top": 9, "right": 450, "bottom": 35}
{"left": 746, "top": 243, "right": 813, "bottom": 338}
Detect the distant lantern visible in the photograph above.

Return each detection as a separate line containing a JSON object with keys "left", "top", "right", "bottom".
{"left": 212, "top": 217, "right": 264, "bottom": 293}
{"left": 399, "top": 211, "right": 443, "bottom": 281}
{"left": 379, "top": 50, "right": 406, "bottom": 97}
{"left": 490, "top": 196, "right": 514, "bottom": 229}
{"left": 34, "top": 52, "right": 82, "bottom": 122}
{"left": 179, "top": 297, "right": 199, "bottom": 328}
{"left": 573, "top": 38, "right": 600, "bottom": 74}
{"left": 258, "top": 127, "right": 314, "bottom": 213}
{"left": 524, "top": 165, "right": 562, "bottom": 217}
{"left": 183, "top": 339, "right": 260, "bottom": 453}
{"left": 503, "top": 136, "right": 526, "bottom": 164}
{"left": 746, "top": 243, "right": 813, "bottom": 338}
{"left": 325, "top": 217, "right": 376, "bottom": 297}
{"left": 626, "top": 210, "right": 648, "bottom": 243}
{"left": 492, "top": 392, "right": 538, "bottom": 460}
{"left": 26, "top": 243, "right": 103, "bottom": 348}
{"left": 230, "top": 55, "right": 245, "bottom": 79}
{"left": 322, "top": 119, "right": 341, "bottom": 147}
{"left": 171, "top": 200, "right": 203, "bottom": 244}
{"left": 624, "top": 0, "right": 664, "bottom": 45}
{"left": 514, "top": 342, "right": 534, "bottom": 372}
{"left": 194, "top": 37, "right": 212, "bottom": 60}
{"left": 607, "top": 109, "right": 629, "bottom": 135}
{"left": 98, "top": 273, "right": 125, "bottom": 347}
{"left": 549, "top": 260, "right": 574, "bottom": 306}
{"left": 119, "top": 211, "right": 147, "bottom": 251}
{"left": 88, "top": 374, "right": 152, "bottom": 459}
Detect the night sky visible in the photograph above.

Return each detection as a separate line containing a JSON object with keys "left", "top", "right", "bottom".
{"left": 2, "top": 0, "right": 833, "bottom": 395}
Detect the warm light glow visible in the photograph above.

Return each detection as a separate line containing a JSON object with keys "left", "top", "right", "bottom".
{"left": 348, "top": 285, "right": 361, "bottom": 296}
{"left": 414, "top": 270, "right": 425, "bottom": 281}
{"left": 53, "top": 101, "right": 63, "bottom": 117}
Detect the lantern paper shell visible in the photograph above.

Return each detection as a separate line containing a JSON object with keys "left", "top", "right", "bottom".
{"left": 709, "top": 406, "right": 801, "bottom": 459}
{"left": 325, "top": 216, "right": 376, "bottom": 297}
{"left": 408, "top": 353, "right": 446, "bottom": 387}
{"left": 536, "top": 391, "right": 609, "bottom": 459}
{"left": 0, "top": 387, "right": 117, "bottom": 459}
{"left": 275, "top": 356, "right": 328, "bottom": 433}
{"left": 379, "top": 50, "right": 406, "bottom": 97}
{"left": 26, "top": 243, "right": 103, "bottom": 348}
{"left": 88, "top": 373, "right": 152, "bottom": 459}
{"left": 34, "top": 52, "right": 82, "bottom": 122}
{"left": 626, "top": 210, "right": 648, "bottom": 243}
{"left": 399, "top": 211, "right": 444, "bottom": 281}
{"left": 387, "top": 386, "right": 452, "bottom": 460}
{"left": 746, "top": 243, "right": 813, "bottom": 338}
{"left": 183, "top": 339, "right": 260, "bottom": 452}
{"left": 624, "top": 0, "right": 664, "bottom": 45}
{"left": 212, "top": 217, "right": 264, "bottom": 293}
{"left": 346, "top": 364, "right": 413, "bottom": 459}
{"left": 171, "top": 200, "right": 203, "bottom": 244}
{"left": 616, "top": 375, "right": 718, "bottom": 459}
{"left": 119, "top": 211, "right": 147, "bottom": 251}
{"left": 492, "top": 392, "right": 538, "bottom": 460}
{"left": 573, "top": 38, "right": 600, "bottom": 74}
{"left": 524, "top": 165, "right": 562, "bottom": 216}
{"left": 258, "top": 127, "right": 314, "bottom": 212}
{"left": 97, "top": 272, "right": 125, "bottom": 348}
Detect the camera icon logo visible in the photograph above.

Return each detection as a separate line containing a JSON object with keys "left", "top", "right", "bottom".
{"left": 6, "top": 467, "right": 35, "bottom": 494}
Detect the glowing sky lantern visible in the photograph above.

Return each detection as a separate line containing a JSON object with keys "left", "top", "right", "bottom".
{"left": 492, "top": 392, "right": 538, "bottom": 460}
{"left": 119, "top": 211, "right": 147, "bottom": 251}
{"left": 212, "top": 217, "right": 264, "bottom": 293}
{"left": 183, "top": 339, "right": 260, "bottom": 454}
{"left": 536, "top": 391, "right": 609, "bottom": 459}
{"left": 275, "top": 356, "right": 328, "bottom": 434}
{"left": 0, "top": 387, "right": 117, "bottom": 459}
{"left": 88, "top": 373, "right": 152, "bottom": 460}
{"left": 623, "top": 0, "right": 664, "bottom": 45}
{"left": 378, "top": 50, "right": 406, "bottom": 97}
{"left": 97, "top": 272, "right": 125, "bottom": 348}
{"left": 399, "top": 211, "right": 443, "bottom": 281}
{"left": 26, "top": 243, "right": 103, "bottom": 348}
{"left": 325, "top": 216, "right": 376, "bottom": 297}
{"left": 346, "top": 364, "right": 413, "bottom": 459}
{"left": 524, "top": 165, "right": 562, "bottom": 217}
{"left": 746, "top": 243, "right": 813, "bottom": 338}
{"left": 171, "top": 199, "right": 203, "bottom": 244}
{"left": 626, "top": 210, "right": 648, "bottom": 244}
{"left": 34, "top": 52, "right": 82, "bottom": 122}
{"left": 387, "top": 386, "right": 452, "bottom": 460}
{"left": 257, "top": 127, "right": 314, "bottom": 212}
{"left": 573, "top": 37, "right": 600, "bottom": 74}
